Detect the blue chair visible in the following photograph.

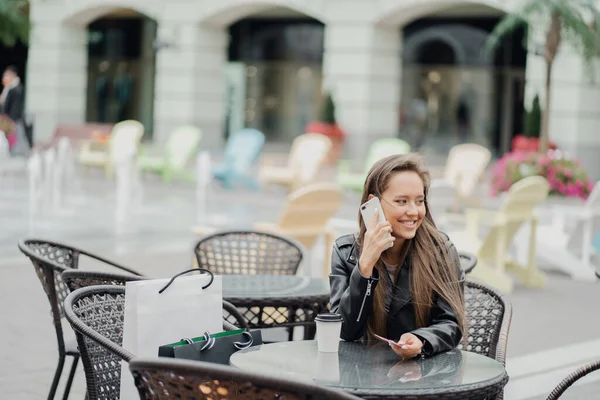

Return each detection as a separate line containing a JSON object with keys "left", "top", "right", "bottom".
{"left": 213, "top": 128, "right": 265, "bottom": 189}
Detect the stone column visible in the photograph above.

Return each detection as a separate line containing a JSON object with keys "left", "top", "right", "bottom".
{"left": 153, "top": 21, "right": 228, "bottom": 149}
{"left": 525, "top": 40, "right": 600, "bottom": 180}
{"left": 25, "top": 15, "right": 88, "bottom": 143}
{"left": 322, "top": 20, "right": 401, "bottom": 160}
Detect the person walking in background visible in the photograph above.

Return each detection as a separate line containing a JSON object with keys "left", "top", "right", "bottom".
{"left": 410, "top": 97, "right": 428, "bottom": 150}
{"left": 456, "top": 96, "right": 470, "bottom": 143}
{"left": 0, "top": 65, "right": 28, "bottom": 156}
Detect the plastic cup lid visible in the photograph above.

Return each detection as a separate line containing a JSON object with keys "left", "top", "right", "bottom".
{"left": 315, "top": 313, "right": 342, "bottom": 322}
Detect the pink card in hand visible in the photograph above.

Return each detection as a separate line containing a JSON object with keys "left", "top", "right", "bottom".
{"left": 373, "top": 334, "right": 403, "bottom": 347}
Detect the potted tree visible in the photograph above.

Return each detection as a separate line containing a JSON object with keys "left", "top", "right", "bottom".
{"left": 305, "top": 92, "right": 346, "bottom": 164}
{"left": 512, "top": 94, "right": 556, "bottom": 152}
{"left": 485, "top": 0, "right": 600, "bottom": 153}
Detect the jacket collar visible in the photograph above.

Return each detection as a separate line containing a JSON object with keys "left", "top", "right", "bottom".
{"left": 347, "top": 239, "right": 359, "bottom": 264}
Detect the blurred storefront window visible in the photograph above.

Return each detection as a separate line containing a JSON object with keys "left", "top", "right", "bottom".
{"left": 86, "top": 13, "right": 157, "bottom": 138}
{"left": 400, "top": 17, "right": 527, "bottom": 157}
{"left": 227, "top": 19, "right": 324, "bottom": 142}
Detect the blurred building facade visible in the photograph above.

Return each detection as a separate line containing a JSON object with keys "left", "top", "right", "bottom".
{"left": 24, "top": 0, "right": 600, "bottom": 175}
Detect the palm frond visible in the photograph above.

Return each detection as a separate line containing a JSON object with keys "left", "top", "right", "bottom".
{"left": 483, "top": 0, "right": 549, "bottom": 56}
{"left": 0, "top": 0, "right": 30, "bottom": 47}
{"left": 551, "top": 0, "right": 600, "bottom": 79}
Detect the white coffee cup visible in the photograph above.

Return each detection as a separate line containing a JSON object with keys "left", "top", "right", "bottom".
{"left": 314, "top": 352, "right": 341, "bottom": 383}
{"left": 315, "top": 313, "right": 343, "bottom": 353}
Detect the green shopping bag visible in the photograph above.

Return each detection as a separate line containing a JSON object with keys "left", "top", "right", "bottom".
{"left": 158, "top": 329, "right": 263, "bottom": 365}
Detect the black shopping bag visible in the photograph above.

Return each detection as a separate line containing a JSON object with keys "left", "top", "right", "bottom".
{"left": 158, "top": 329, "right": 263, "bottom": 365}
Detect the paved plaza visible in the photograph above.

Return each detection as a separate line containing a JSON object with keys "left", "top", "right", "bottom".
{"left": 1, "top": 165, "right": 599, "bottom": 399}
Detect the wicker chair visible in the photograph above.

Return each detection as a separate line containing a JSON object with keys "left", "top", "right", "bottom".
{"left": 194, "top": 230, "right": 304, "bottom": 275}
{"left": 461, "top": 279, "right": 512, "bottom": 400}
{"left": 17, "top": 239, "right": 142, "bottom": 400}
{"left": 459, "top": 251, "right": 477, "bottom": 274}
{"left": 194, "top": 230, "right": 305, "bottom": 341}
{"left": 462, "top": 279, "right": 512, "bottom": 364}
{"left": 61, "top": 269, "right": 248, "bottom": 329}
{"left": 547, "top": 360, "right": 600, "bottom": 399}
{"left": 64, "top": 285, "right": 244, "bottom": 400}
{"left": 129, "top": 357, "right": 361, "bottom": 400}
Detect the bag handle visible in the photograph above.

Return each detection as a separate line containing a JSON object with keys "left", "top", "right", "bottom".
{"left": 233, "top": 331, "right": 254, "bottom": 350}
{"left": 193, "top": 330, "right": 254, "bottom": 351}
{"left": 199, "top": 331, "right": 216, "bottom": 351}
{"left": 158, "top": 268, "right": 214, "bottom": 294}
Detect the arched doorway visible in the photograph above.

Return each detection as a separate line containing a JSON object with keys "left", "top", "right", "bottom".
{"left": 226, "top": 7, "right": 325, "bottom": 143}
{"left": 396, "top": 6, "right": 527, "bottom": 157}
{"left": 85, "top": 9, "right": 157, "bottom": 137}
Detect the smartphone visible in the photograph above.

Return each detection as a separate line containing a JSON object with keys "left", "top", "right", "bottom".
{"left": 360, "top": 197, "right": 393, "bottom": 250}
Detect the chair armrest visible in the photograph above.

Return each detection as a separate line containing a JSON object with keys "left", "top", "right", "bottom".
{"left": 464, "top": 208, "right": 500, "bottom": 235}
{"left": 546, "top": 359, "right": 600, "bottom": 400}
{"left": 79, "top": 250, "right": 143, "bottom": 276}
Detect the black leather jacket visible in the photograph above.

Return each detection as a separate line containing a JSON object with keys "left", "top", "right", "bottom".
{"left": 329, "top": 232, "right": 464, "bottom": 356}
{"left": 2, "top": 83, "right": 24, "bottom": 122}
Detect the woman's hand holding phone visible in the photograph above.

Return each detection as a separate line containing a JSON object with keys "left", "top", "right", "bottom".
{"left": 359, "top": 210, "right": 394, "bottom": 277}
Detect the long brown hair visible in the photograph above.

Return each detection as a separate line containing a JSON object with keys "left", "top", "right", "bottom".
{"left": 356, "top": 153, "right": 466, "bottom": 340}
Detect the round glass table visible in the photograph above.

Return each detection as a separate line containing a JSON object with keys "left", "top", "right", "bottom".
{"left": 230, "top": 340, "right": 508, "bottom": 399}
{"left": 221, "top": 275, "right": 330, "bottom": 340}
{"left": 221, "top": 275, "right": 330, "bottom": 302}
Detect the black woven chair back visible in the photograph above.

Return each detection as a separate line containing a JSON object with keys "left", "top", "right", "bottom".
{"left": 18, "top": 240, "right": 80, "bottom": 330}
{"left": 62, "top": 269, "right": 146, "bottom": 292}
{"left": 64, "top": 285, "right": 132, "bottom": 400}
{"left": 547, "top": 359, "right": 600, "bottom": 399}
{"left": 129, "top": 358, "right": 361, "bottom": 400}
{"left": 194, "top": 230, "right": 304, "bottom": 275}
{"left": 461, "top": 279, "right": 512, "bottom": 366}
{"left": 61, "top": 270, "right": 248, "bottom": 329}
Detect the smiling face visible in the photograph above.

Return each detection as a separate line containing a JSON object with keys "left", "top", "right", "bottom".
{"left": 378, "top": 170, "right": 426, "bottom": 240}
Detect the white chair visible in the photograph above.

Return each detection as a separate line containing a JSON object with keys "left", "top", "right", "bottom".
{"left": 432, "top": 143, "right": 491, "bottom": 205}
{"left": 515, "top": 181, "right": 600, "bottom": 282}
{"left": 446, "top": 176, "right": 550, "bottom": 293}
{"left": 78, "top": 120, "right": 144, "bottom": 177}
{"left": 259, "top": 133, "right": 332, "bottom": 191}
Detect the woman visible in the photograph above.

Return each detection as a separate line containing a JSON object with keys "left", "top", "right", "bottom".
{"left": 329, "top": 153, "right": 465, "bottom": 359}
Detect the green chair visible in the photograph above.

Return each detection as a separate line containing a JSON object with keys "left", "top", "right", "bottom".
{"left": 337, "top": 138, "right": 411, "bottom": 191}
{"left": 137, "top": 125, "right": 202, "bottom": 183}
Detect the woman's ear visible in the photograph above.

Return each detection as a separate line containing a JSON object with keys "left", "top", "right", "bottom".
{"left": 368, "top": 194, "right": 374, "bottom": 201}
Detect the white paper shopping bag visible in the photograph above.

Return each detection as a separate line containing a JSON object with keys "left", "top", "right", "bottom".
{"left": 119, "top": 269, "right": 223, "bottom": 399}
